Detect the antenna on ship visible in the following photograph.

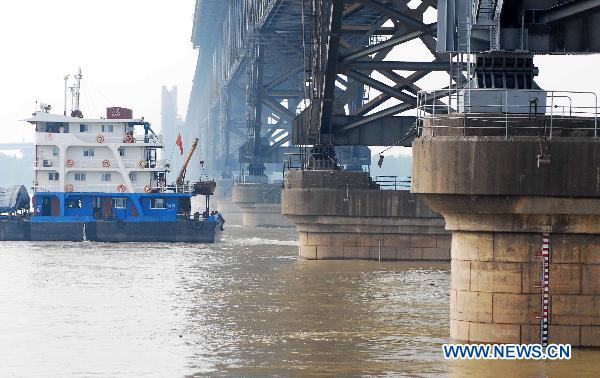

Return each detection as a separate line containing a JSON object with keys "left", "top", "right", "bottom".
{"left": 63, "top": 74, "right": 70, "bottom": 116}
{"left": 69, "top": 68, "right": 83, "bottom": 118}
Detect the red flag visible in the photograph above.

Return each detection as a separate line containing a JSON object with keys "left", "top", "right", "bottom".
{"left": 176, "top": 133, "right": 183, "bottom": 155}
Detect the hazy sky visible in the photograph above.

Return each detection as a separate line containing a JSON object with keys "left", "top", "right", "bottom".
{"left": 2, "top": 1, "right": 600, "bottom": 148}
{"left": 1, "top": 0, "right": 197, "bottom": 143}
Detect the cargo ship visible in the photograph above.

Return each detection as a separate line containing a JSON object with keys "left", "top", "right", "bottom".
{"left": 0, "top": 69, "right": 223, "bottom": 242}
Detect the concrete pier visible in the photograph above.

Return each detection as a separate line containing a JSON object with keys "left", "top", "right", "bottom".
{"left": 281, "top": 170, "right": 450, "bottom": 260}
{"left": 412, "top": 115, "right": 600, "bottom": 346}
{"left": 213, "top": 178, "right": 243, "bottom": 225}
{"left": 232, "top": 180, "right": 292, "bottom": 228}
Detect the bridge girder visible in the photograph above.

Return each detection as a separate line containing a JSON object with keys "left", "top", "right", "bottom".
{"left": 186, "top": 0, "right": 308, "bottom": 176}
{"left": 293, "top": 0, "right": 455, "bottom": 148}
{"left": 186, "top": 0, "right": 377, "bottom": 177}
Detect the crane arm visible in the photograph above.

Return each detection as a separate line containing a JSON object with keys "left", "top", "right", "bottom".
{"left": 176, "top": 138, "right": 199, "bottom": 184}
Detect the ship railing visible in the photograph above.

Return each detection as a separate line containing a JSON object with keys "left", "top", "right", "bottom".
{"left": 136, "top": 183, "right": 197, "bottom": 194}
{"left": 121, "top": 159, "right": 171, "bottom": 169}
{"left": 111, "top": 184, "right": 194, "bottom": 194}
{"left": 163, "top": 183, "right": 196, "bottom": 194}
{"left": 32, "top": 182, "right": 195, "bottom": 194}
{"left": 34, "top": 158, "right": 172, "bottom": 170}
{"left": 417, "top": 89, "right": 599, "bottom": 139}
{"left": 33, "top": 185, "right": 61, "bottom": 193}
{"left": 69, "top": 134, "right": 163, "bottom": 145}
{"left": 34, "top": 183, "right": 146, "bottom": 193}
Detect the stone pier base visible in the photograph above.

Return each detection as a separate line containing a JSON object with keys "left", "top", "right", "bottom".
{"left": 232, "top": 181, "right": 292, "bottom": 228}
{"left": 450, "top": 230, "right": 600, "bottom": 346}
{"left": 295, "top": 217, "right": 450, "bottom": 260}
{"left": 282, "top": 170, "right": 450, "bottom": 260}
{"left": 214, "top": 199, "right": 243, "bottom": 225}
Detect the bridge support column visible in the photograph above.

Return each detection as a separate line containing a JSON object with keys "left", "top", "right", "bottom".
{"left": 448, "top": 229, "right": 600, "bottom": 346}
{"left": 413, "top": 123, "right": 600, "bottom": 346}
{"left": 281, "top": 170, "right": 450, "bottom": 260}
{"left": 232, "top": 178, "right": 292, "bottom": 228}
{"left": 213, "top": 178, "right": 243, "bottom": 224}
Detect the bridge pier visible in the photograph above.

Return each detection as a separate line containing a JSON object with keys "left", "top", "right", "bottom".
{"left": 413, "top": 116, "right": 600, "bottom": 346}
{"left": 282, "top": 170, "right": 450, "bottom": 260}
{"left": 232, "top": 177, "right": 292, "bottom": 228}
{"left": 213, "top": 178, "right": 243, "bottom": 224}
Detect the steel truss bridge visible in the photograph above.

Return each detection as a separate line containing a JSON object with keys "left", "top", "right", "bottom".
{"left": 185, "top": 0, "right": 600, "bottom": 176}
{"left": 185, "top": 0, "right": 449, "bottom": 176}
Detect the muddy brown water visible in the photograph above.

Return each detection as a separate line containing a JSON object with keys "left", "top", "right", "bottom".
{"left": 0, "top": 225, "right": 598, "bottom": 376}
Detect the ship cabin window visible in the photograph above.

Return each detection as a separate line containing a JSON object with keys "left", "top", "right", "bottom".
{"left": 44, "top": 122, "right": 68, "bottom": 133}
{"left": 150, "top": 198, "right": 166, "bottom": 209}
{"left": 118, "top": 147, "right": 125, "bottom": 157}
{"left": 80, "top": 124, "right": 89, "bottom": 132}
{"left": 83, "top": 148, "right": 95, "bottom": 157}
{"left": 52, "top": 147, "right": 59, "bottom": 156}
{"left": 112, "top": 198, "right": 126, "bottom": 209}
{"left": 48, "top": 172, "right": 59, "bottom": 181}
{"left": 101, "top": 124, "right": 114, "bottom": 133}
{"left": 74, "top": 173, "right": 86, "bottom": 181}
{"left": 66, "top": 198, "right": 82, "bottom": 209}
{"left": 128, "top": 172, "right": 137, "bottom": 182}
{"left": 101, "top": 173, "right": 111, "bottom": 182}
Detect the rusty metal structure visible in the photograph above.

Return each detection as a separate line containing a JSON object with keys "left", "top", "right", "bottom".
{"left": 185, "top": 0, "right": 450, "bottom": 176}
{"left": 292, "top": 0, "right": 449, "bottom": 149}
{"left": 185, "top": 0, "right": 600, "bottom": 173}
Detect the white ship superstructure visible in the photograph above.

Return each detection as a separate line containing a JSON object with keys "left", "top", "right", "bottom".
{"left": 28, "top": 111, "right": 166, "bottom": 196}
{"left": 22, "top": 69, "right": 205, "bottom": 223}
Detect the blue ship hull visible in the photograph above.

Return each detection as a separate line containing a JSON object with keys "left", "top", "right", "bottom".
{"left": 0, "top": 218, "right": 222, "bottom": 243}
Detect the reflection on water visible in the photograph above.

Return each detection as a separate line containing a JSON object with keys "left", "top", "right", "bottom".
{"left": 0, "top": 226, "right": 598, "bottom": 376}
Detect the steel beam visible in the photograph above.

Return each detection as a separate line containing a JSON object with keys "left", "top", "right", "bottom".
{"left": 344, "top": 60, "right": 453, "bottom": 71}
{"left": 319, "top": 0, "right": 345, "bottom": 142}
{"left": 541, "top": 0, "right": 600, "bottom": 23}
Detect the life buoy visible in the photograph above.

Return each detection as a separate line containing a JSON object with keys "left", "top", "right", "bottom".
{"left": 102, "top": 159, "right": 110, "bottom": 168}
{"left": 117, "top": 184, "right": 126, "bottom": 193}
{"left": 144, "top": 185, "right": 152, "bottom": 193}
{"left": 96, "top": 134, "right": 105, "bottom": 143}
{"left": 65, "top": 184, "right": 74, "bottom": 192}
{"left": 125, "top": 135, "right": 134, "bottom": 143}
{"left": 66, "top": 159, "right": 75, "bottom": 167}
{"left": 138, "top": 160, "right": 146, "bottom": 168}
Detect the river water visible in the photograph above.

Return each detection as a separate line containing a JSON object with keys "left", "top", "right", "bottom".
{"left": 0, "top": 224, "right": 598, "bottom": 376}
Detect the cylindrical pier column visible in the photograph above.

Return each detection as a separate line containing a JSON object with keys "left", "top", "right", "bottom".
{"left": 213, "top": 178, "right": 243, "bottom": 225}
{"left": 413, "top": 117, "right": 600, "bottom": 346}
{"left": 232, "top": 181, "right": 292, "bottom": 227}
{"left": 450, "top": 230, "right": 599, "bottom": 346}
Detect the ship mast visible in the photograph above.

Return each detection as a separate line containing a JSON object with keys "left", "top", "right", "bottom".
{"left": 63, "top": 75, "right": 70, "bottom": 116}
{"left": 73, "top": 68, "right": 82, "bottom": 113}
